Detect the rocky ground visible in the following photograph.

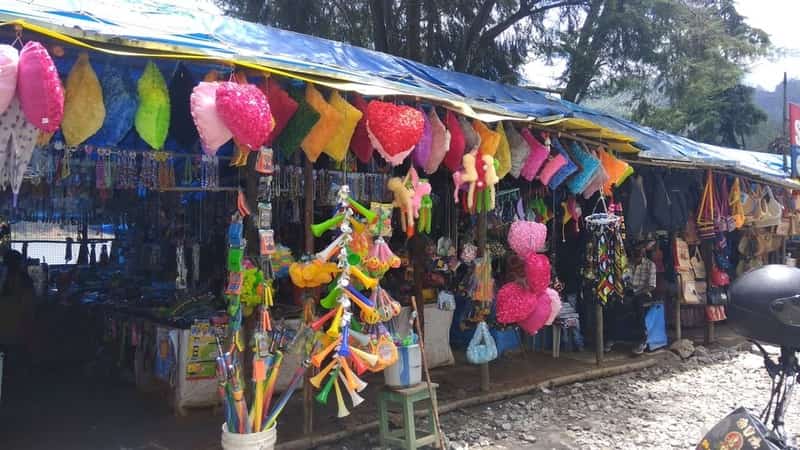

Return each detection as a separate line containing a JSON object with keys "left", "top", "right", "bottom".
{"left": 323, "top": 342, "right": 800, "bottom": 450}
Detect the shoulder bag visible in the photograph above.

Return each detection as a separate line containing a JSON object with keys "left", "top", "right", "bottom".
{"left": 690, "top": 248, "right": 706, "bottom": 280}
{"left": 466, "top": 321, "right": 498, "bottom": 364}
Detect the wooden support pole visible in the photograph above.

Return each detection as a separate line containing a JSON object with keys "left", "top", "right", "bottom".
{"left": 595, "top": 302, "right": 604, "bottom": 366}
{"left": 302, "top": 155, "right": 315, "bottom": 435}
{"left": 675, "top": 296, "right": 682, "bottom": 342}
{"left": 476, "top": 207, "right": 490, "bottom": 392}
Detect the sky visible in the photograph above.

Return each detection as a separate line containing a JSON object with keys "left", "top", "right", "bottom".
{"left": 525, "top": 0, "right": 800, "bottom": 92}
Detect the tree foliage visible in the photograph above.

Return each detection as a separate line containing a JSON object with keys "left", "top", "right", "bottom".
{"left": 218, "top": 0, "right": 771, "bottom": 147}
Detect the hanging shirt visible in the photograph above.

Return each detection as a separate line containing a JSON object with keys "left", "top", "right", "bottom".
{"left": 630, "top": 258, "right": 657, "bottom": 295}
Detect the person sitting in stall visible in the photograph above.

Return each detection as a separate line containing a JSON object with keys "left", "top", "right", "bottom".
{"left": 604, "top": 241, "right": 656, "bottom": 355}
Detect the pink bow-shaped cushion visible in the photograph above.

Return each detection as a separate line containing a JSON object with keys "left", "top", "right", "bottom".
{"left": 190, "top": 82, "right": 233, "bottom": 155}
{"left": 496, "top": 281, "right": 538, "bottom": 324}
{"left": 216, "top": 82, "right": 274, "bottom": 149}
{"left": 17, "top": 41, "right": 63, "bottom": 132}
{"left": 0, "top": 45, "right": 19, "bottom": 115}
{"left": 366, "top": 101, "right": 424, "bottom": 166}
{"left": 507, "top": 220, "right": 547, "bottom": 258}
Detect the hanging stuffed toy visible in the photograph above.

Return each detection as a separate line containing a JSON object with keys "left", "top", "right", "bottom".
{"left": 190, "top": 81, "right": 233, "bottom": 155}
{"left": 94, "top": 65, "right": 137, "bottom": 146}
{"left": 423, "top": 108, "right": 450, "bottom": 174}
{"left": 262, "top": 77, "right": 297, "bottom": 147}
{"left": 274, "top": 86, "right": 320, "bottom": 156}
{"left": 452, "top": 151, "right": 479, "bottom": 209}
{"left": 387, "top": 175, "right": 415, "bottom": 236}
{"left": 61, "top": 52, "right": 105, "bottom": 147}
{"left": 168, "top": 63, "right": 198, "bottom": 149}
{"left": 349, "top": 93, "right": 373, "bottom": 163}
{"left": 443, "top": 110, "right": 466, "bottom": 172}
{"left": 0, "top": 45, "right": 19, "bottom": 115}
{"left": 494, "top": 122, "right": 512, "bottom": 179}
{"left": 366, "top": 100, "right": 424, "bottom": 166}
{"left": 17, "top": 41, "right": 63, "bottom": 133}
{"left": 476, "top": 153, "right": 499, "bottom": 212}
{"left": 520, "top": 129, "right": 549, "bottom": 181}
{"left": 135, "top": 61, "right": 170, "bottom": 150}
{"left": 324, "top": 90, "right": 362, "bottom": 162}
{"left": 216, "top": 81, "right": 274, "bottom": 150}
{"left": 412, "top": 107, "right": 433, "bottom": 169}
{"left": 302, "top": 84, "right": 342, "bottom": 162}
{"left": 505, "top": 124, "right": 529, "bottom": 178}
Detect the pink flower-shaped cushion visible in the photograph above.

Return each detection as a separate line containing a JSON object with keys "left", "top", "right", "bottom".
{"left": 537, "top": 153, "right": 567, "bottom": 186}
{"left": 518, "top": 291, "right": 552, "bottom": 335}
{"left": 507, "top": 220, "right": 547, "bottom": 258}
{"left": 443, "top": 110, "right": 465, "bottom": 172}
{"left": 216, "top": 82, "right": 274, "bottom": 149}
{"left": 496, "top": 281, "right": 538, "bottom": 324}
{"left": 17, "top": 41, "right": 63, "bottom": 132}
{"left": 424, "top": 109, "right": 450, "bottom": 174}
{"left": 524, "top": 252, "right": 551, "bottom": 294}
{"left": 366, "top": 101, "right": 424, "bottom": 166}
{"left": 190, "top": 82, "right": 233, "bottom": 155}
{"left": 0, "top": 44, "right": 19, "bottom": 115}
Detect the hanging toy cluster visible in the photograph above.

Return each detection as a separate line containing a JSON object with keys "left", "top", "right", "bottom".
{"left": 387, "top": 166, "right": 431, "bottom": 237}
{"left": 496, "top": 220, "right": 562, "bottom": 334}
{"left": 303, "top": 185, "right": 402, "bottom": 418}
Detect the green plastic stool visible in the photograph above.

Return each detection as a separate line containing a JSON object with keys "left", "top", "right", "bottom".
{"left": 378, "top": 383, "right": 440, "bottom": 449}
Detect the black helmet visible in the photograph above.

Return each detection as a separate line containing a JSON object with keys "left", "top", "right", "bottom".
{"left": 728, "top": 265, "right": 800, "bottom": 348}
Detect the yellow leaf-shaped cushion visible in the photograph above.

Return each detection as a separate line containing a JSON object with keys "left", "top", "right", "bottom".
{"left": 301, "top": 84, "right": 342, "bottom": 162}
{"left": 61, "top": 53, "right": 105, "bottom": 147}
{"left": 473, "top": 120, "right": 499, "bottom": 156}
{"left": 494, "top": 122, "right": 511, "bottom": 179}
{"left": 135, "top": 61, "right": 170, "bottom": 150}
{"left": 324, "top": 90, "right": 362, "bottom": 162}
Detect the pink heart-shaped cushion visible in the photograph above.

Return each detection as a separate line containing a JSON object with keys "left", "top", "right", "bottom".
{"left": 0, "top": 44, "right": 18, "bottom": 115}
{"left": 508, "top": 220, "right": 547, "bottom": 257}
{"left": 518, "top": 291, "right": 552, "bottom": 335}
{"left": 17, "top": 41, "right": 63, "bottom": 132}
{"left": 496, "top": 281, "right": 538, "bottom": 324}
{"left": 366, "top": 101, "right": 424, "bottom": 166}
{"left": 190, "top": 82, "right": 233, "bottom": 155}
{"left": 216, "top": 82, "right": 274, "bottom": 149}
{"left": 544, "top": 288, "right": 562, "bottom": 326}
{"left": 524, "top": 252, "right": 551, "bottom": 294}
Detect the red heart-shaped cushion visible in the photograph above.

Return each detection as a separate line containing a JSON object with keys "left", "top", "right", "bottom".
{"left": 216, "top": 82, "right": 274, "bottom": 149}
{"left": 496, "top": 281, "right": 538, "bottom": 324}
{"left": 366, "top": 101, "right": 424, "bottom": 166}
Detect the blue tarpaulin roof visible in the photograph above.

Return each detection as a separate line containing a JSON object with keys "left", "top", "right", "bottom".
{"left": 0, "top": 0, "right": 795, "bottom": 186}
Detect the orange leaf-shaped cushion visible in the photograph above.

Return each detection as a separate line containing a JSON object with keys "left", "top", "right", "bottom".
{"left": 324, "top": 90, "right": 362, "bottom": 162}
{"left": 473, "top": 120, "right": 499, "bottom": 156}
{"left": 62, "top": 52, "right": 105, "bottom": 147}
{"left": 302, "top": 84, "right": 342, "bottom": 162}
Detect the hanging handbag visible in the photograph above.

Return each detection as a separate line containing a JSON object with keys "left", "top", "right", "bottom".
{"left": 673, "top": 237, "right": 692, "bottom": 272}
{"left": 710, "top": 264, "right": 730, "bottom": 287}
{"left": 437, "top": 290, "right": 456, "bottom": 311}
{"left": 705, "top": 305, "right": 727, "bottom": 322}
{"left": 690, "top": 248, "right": 706, "bottom": 280}
{"left": 707, "top": 287, "right": 728, "bottom": 305}
{"left": 696, "top": 170, "right": 717, "bottom": 240}
{"left": 729, "top": 178, "right": 745, "bottom": 229}
{"left": 466, "top": 321, "right": 498, "bottom": 364}
{"left": 695, "top": 280, "right": 708, "bottom": 303}
{"left": 678, "top": 272, "right": 700, "bottom": 304}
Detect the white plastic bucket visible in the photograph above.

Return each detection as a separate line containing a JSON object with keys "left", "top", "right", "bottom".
{"left": 221, "top": 423, "right": 276, "bottom": 450}
{"left": 384, "top": 344, "right": 422, "bottom": 388}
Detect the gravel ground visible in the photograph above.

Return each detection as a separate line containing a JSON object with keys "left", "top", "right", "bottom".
{"left": 326, "top": 344, "right": 800, "bottom": 450}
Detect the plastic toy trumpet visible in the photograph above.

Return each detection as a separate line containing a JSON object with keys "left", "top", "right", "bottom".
{"left": 326, "top": 306, "right": 344, "bottom": 338}
{"left": 348, "top": 328, "right": 370, "bottom": 347}
{"left": 310, "top": 359, "right": 338, "bottom": 388}
{"left": 346, "top": 197, "right": 377, "bottom": 223}
{"left": 320, "top": 287, "right": 342, "bottom": 310}
{"left": 315, "top": 234, "right": 345, "bottom": 262}
{"left": 311, "top": 307, "right": 338, "bottom": 331}
{"left": 349, "top": 351, "right": 369, "bottom": 375}
{"left": 315, "top": 367, "right": 340, "bottom": 405}
{"left": 344, "top": 285, "right": 375, "bottom": 309}
{"left": 311, "top": 336, "right": 341, "bottom": 368}
{"left": 349, "top": 266, "right": 378, "bottom": 289}
{"left": 311, "top": 214, "right": 366, "bottom": 237}
{"left": 338, "top": 370, "right": 364, "bottom": 407}
{"left": 339, "top": 356, "right": 367, "bottom": 393}
{"left": 350, "top": 346, "right": 379, "bottom": 368}
{"left": 333, "top": 375, "right": 349, "bottom": 418}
